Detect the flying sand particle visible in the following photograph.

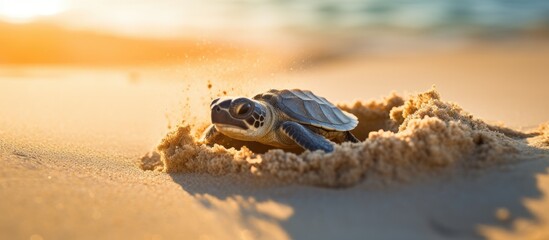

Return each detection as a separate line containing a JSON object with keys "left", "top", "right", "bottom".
{"left": 495, "top": 208, "right": 511, "bottom": 221}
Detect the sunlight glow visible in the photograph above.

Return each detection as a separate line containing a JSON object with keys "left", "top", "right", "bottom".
{"left": 0, "top": 0, "right": 67, "bottom": 22}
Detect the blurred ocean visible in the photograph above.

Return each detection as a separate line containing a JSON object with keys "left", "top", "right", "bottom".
{"left": 1, "top": 0, "right": 548, "bottom": 65}
{"left": 12, "top": 0, "right": 547, "bottom": 39}
{"left": 214, "top": 0, "right": 549, "bottom": 34}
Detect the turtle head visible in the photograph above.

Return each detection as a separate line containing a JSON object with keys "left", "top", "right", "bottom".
{"left": 209, "top": 97, "right": 270, "bottom": 141}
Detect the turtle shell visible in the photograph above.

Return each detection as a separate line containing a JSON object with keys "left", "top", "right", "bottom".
{"left": 254, "top": 89, "right": 358, "bottom": 131}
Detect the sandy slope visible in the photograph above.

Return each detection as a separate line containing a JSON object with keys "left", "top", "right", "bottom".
{"left": 1, "top": 43, "right": 549, "bottom": 239}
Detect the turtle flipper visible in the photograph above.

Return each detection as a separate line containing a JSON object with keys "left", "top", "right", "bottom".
{"left": 280, "top": 121, "right": 334, "bottom": 152}
{"left": 343, "top": 131, "right": 360, "bottom": 143}
{"left": 199, "top": 124, "right": 221, "bottom": 144}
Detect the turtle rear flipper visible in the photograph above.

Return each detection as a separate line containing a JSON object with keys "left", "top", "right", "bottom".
{"left": 342, "top": 131, "right": 360, "bottom": 143}
{"left": 280, "top": 121, "right": 334, "bottom": 152}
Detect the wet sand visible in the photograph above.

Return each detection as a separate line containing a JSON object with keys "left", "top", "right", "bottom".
{"left": 1, "top": 42, "right": 549, "bottom": 239}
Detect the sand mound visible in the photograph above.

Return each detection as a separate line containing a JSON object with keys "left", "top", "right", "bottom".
{"left": 540, "top": 124, "right": 549, "bottom": 146}
{"left": 530, "top": 122, "right": 549, "bottom": 148}
{"left": 141, "top": 88, "right": 543, "bottom": 187}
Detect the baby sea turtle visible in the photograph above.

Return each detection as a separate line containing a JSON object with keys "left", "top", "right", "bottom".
{"left": 200, "top": 89, "right": 360, "bottom": 152}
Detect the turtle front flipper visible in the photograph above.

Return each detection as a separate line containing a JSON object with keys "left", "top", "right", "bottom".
{"left": 280, "top": 121, "right": 334, "bottom": 153}
{"left": 199, "top": 124, "right": 221, "bottom": 144}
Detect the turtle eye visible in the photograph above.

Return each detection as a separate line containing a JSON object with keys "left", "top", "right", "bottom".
{"left": 236, "top": 102, "right": 252, "bottom": 117}
{"left": 229, "top": 98, "right": 254, "bottom": 119}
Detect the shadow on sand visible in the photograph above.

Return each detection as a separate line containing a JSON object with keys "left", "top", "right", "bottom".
{"left": 168, "top": 145, "right": 549, "bottom": 240}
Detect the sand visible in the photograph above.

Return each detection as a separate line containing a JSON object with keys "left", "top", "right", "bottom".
{"left": 146, "top": 88, "right": 544, "bottom": 187}
{"left": 2, "top": 42, "right": 549, "bottom": 239}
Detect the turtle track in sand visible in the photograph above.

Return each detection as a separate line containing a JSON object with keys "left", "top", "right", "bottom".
{"left": 140, "top": 88, "right": 549, "bottom": 187}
